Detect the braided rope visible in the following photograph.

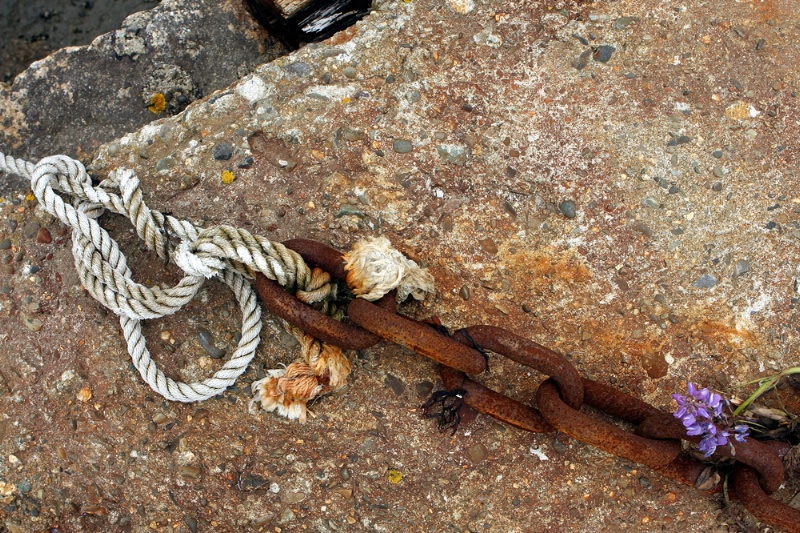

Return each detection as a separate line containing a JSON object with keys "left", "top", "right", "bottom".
{"left": 0, "top": 152, "right": 319, "bottom": 402}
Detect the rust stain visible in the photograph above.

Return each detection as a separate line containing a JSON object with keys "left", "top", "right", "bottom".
{"left": 690, "top": 320, "right": 758, "bottom": 344}
{"left": 753, "top": 0, "right": 778, "bottom": 22}
{"left": 505, "top": 249, "right": 592, "bottom": 284}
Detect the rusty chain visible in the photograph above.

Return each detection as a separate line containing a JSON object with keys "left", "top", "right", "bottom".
{"left": 256, "top": 239, "right": 800, "bottom": 533}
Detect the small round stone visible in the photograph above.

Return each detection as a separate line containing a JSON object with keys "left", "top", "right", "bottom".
{"left": 343, "top": 66, "right": 357, "bottom": 78}
{"left": 559, "top": 200, "right": 577, "bottom": 219}
{"left": 466, "top": 443, "right": 488, "bottom": 464}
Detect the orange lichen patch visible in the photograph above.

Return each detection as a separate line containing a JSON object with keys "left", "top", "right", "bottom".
{"left": 725, "top": 100, "right": 751, "bottom": 120}
{"left": 147, "top": 93, "right": 166, "bottom": 114}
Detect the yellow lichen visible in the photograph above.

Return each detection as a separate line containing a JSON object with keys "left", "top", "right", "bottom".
{"left": 388, "top": 469, "right": 403, "bottom": 484}
{"left": 221, "top": 170, "right": 235, "bottom": 184}
{"left": 148, "top": 93, "right": 167, "bottom": 114}
{"left": 25, "top": 193, "right": 35, "bottom": 202}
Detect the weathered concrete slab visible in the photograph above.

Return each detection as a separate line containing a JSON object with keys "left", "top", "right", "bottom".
{"left": 0, "top": 0, "right": 798, "bottom": 531}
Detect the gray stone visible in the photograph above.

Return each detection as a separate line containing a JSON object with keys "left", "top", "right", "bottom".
{"left": 285, "top": 62, "right": 313, "bottom": 77}
{"left": 559, "top": 200, "right": 577, "bottom": 219}
{"left": 393, "top": 139, "right": 413, "bottom": 153}
{"left": 694, "top": 274, "right": 718, "bottom": 288}
{"left": 593, "top": 45, "right": 616, "bottom": 63}
{"left": 384, "top": 374, "right": 406, "bottom": 396}
{"left": 614, "top": 17, "right": 639, "bottom": 30}
{"left": 212, "top": 142, "right": 233, "bottom": 161}
{"left": 667, "top": 135, "right": 691, "bottom": 147}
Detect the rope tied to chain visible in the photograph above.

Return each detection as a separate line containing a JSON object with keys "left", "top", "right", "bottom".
{"left": 0, "top": 152, "right": 434, "bottom": 414}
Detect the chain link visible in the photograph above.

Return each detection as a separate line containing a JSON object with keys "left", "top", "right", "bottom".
{"left": 265, "top": 238, "right": 799, "bottom": 533}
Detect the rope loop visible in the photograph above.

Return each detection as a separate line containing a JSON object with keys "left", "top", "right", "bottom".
{"left": 0, "top": 150, "right": 435, "bottom": 412}
{"left": 0, "top": 151, "right": 317, "bottom": 402}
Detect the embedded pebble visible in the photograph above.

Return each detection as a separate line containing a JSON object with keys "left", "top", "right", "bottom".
{"left": 360, "top": 437, "right": 378, "bottom": 454}
{"left": 614, "top": 16, "right": 639, "bottom": 30}
{"left": 23, "top": 316, "right": 42, "bottom": 332}
{"left": 446, "top": 0, "right": 474, "bottom": 14}
{"left": 77, "top": 387, "right": 93, "bottom": 402}
{"left": 332, "top": 487, "right": 352, "bottom": 499}
{"left": 713, "top": 165, "right": 725, "bottom": 178}
{"left": 340, "top": 127, "right": 366, "bottom": 141}
{"left": 197, "top": 329, "right": 226, "bottom": 359}
{"left": 155, "top": 156, "right": 176, "bottom": 171}
{"left": 459, "top": 285, "right": 470, "bottom": 300}
{"left": 642, "top": 196, "right": 659, "bottom": 208}
{"left": 281, "top": 491, "right": 305, "bottom": 504}
{"left": 478, "top": 237, "right": 498, "bottom": 254}
{"left": 552, "top": 438, "right": 568, "bottom": 454}
{"left": 436, "top": 144, "right": 466, "bottom": 165}
{"left": 179, "top": 465, "right": 202, "bottom": 478}
{"left": 17, "top": 481, "right": 32, "bottom": 494}
{"left": 212, "top": 143, "right": 233, "bottom": 161}
{"left": 667, "top": 135, "right": 691, "bottom": 147}
{"left": 694, "top": 274, "right": 718, "bottom": 288}
{"left": 392, "top": 139, "right": 413, "bottom": 153}
{"left": 236, "top": 157, "right": 254, "bottom": 169}
{"left": 35, "top": 228, "right": 52, "bottom": 244}
{"left": 343, "top": 66, "right": 357, "bottom": 78}
{"left": 734, "top": 259, "right": 751, "bottom": 276}
{"left": 466, "top": 443, "right": 488, "bottom": 464}
{"left": 415, "top": 380, "right": 433, "bottom": 399}
{"left": 384, "top": 374, "right": 406, "bottom": 396}
{"left": 279, "top": 508, "right": 296, "bottom": 522}
{"left": 559, "top": 200, "right": 577, "bottom": 219}
{"left": 593, "top": 45, "right": 616, "bottom": 63}
{"left": 22, "top": 221, "right": 40, "bottom": 239}
{"left": 0, "top": 239, "right": 11, "bottom": 250}
{"left": 284, "top": 62, "right": 312, "bottom": 77}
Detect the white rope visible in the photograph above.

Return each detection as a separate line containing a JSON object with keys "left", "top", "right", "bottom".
{"left": 1, "top": 151, "right": 437, "bottom": 415}
{"left": 0, "top": 152, "right": 316, "bottom": 402}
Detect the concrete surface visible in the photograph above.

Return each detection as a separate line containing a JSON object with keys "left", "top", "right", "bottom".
{"left": 0, "top": 0, "right": 798, "bottom": 531}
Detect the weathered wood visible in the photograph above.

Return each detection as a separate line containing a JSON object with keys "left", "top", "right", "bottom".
{"left": 245, "top": 0, "right": 371, "bottom": 47}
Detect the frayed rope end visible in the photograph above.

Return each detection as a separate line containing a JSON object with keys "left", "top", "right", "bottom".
{"left": 343, "top": 237, "right": 435, "bottom": 302}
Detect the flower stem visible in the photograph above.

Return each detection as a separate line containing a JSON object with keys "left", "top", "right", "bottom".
{"left": 733, "top": 366, "right": 800, "bottom": 416}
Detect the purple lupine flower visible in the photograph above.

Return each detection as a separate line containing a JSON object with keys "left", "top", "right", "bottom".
{"left": 673, "top": 382, "right": 750, "bottom": 458}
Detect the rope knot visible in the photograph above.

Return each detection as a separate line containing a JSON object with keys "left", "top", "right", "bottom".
{"left": 174, "top": 238, "right": 226, "bottom": 279}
